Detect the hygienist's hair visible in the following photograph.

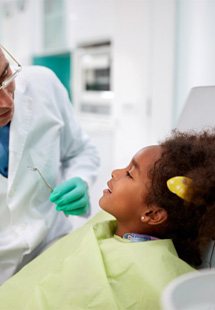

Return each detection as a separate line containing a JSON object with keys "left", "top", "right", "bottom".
{"left": 145, "top": 129, "right": 215, "bottom": 267}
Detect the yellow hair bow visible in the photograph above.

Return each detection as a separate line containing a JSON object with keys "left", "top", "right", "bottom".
{"left": 167, "top": 176, "right": 193, "bottom": 202}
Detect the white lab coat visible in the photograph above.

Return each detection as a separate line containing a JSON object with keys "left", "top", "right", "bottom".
{"left": 0, "top": 66, "right": 100, "bottom": 284}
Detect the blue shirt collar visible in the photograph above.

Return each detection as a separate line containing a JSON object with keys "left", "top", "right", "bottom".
{"left": 123, "top": 233, "right": 159, "bottom": 242}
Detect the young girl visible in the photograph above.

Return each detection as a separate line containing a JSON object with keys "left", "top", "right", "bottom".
{"left": 0, "top": 130, "right": 214, "bottom": 309}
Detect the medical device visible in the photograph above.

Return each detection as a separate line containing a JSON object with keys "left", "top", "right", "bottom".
{"left": 28, "top": 166, "right": 53, "bottom": 192}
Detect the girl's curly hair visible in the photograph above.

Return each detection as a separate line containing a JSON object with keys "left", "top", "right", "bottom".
{"left": 145, "top": 129, "right": 215, "bottom": 267}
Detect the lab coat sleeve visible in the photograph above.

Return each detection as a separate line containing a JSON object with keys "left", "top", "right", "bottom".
{"left": 49, "top": 69, "right": 100, "bottom": 186}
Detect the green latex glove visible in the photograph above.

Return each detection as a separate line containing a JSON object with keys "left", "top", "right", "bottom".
{"left": 49, "top": 177, "right": 89, "bottom": 216}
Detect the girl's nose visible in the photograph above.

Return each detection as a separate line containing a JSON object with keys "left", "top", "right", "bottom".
{"left": 111, "top": 168, "right": 123, "bottom": 179}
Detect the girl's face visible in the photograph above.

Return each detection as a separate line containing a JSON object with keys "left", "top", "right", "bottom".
{"left": 99, "top": 145, "right": 162, "bottom": 234}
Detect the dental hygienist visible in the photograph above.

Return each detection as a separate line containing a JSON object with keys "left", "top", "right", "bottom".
{"left": 0, "top": 45, "right": 100, "bottom": 284}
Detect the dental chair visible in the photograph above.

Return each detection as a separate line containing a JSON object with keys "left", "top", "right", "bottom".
{"left": 177, "top": 86, "right": 215, "bottom": 270}
{"left": 161, "top": 269, "right": 215, "bottom": 310}
{"left": 177, "top": 86, "right": 215, "bottom": 132}
{"left": 161, "top": 86, "right": 215, "bottom": 310}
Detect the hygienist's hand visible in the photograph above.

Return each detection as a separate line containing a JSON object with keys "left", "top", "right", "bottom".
{"left": 49, "top": 177, "right": 89, "bottom": 216}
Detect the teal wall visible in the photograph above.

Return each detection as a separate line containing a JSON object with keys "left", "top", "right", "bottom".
{"left": 32, "top": 52, "right": 72, "bottom": 99}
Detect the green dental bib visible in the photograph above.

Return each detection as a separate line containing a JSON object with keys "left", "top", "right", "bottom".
{"left": 0, "top": 211, "right": 194, "bottom": 310}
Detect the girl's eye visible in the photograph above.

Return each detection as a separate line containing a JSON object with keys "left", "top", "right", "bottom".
{"left": 126, "top": 171, "right": 132, "bottom": 178}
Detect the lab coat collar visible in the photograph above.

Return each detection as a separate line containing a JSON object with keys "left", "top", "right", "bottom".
{"left": 8, "top": 87, "right": 33, "bottom": 187}
{"left": 15, "top": 69, "right": 28, "bottom": 94}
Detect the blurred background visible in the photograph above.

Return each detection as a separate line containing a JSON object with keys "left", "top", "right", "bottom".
{"left": 1, "top": 0, "right": 215, "bottom": 221}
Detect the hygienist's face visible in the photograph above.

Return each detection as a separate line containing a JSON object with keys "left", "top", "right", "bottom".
{"left": 99, "top": 145, "right": 162, "bottom": 233}
{"left": 0, "top": 48, "right": 15, "bottom": 127}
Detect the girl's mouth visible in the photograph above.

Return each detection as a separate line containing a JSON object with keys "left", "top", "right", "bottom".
{"left": 103, "top": 182, "right": 112, "bottom": 195}
{"left": 103, "top": 188, "right": 111, "bottom": 195}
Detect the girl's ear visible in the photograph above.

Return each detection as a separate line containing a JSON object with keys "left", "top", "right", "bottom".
{"left": 141, "top": 206, "right": 168, "bottom": 225}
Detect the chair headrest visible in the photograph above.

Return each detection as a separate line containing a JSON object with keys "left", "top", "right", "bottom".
{"left": 177, "top": 86, "right": 215, "bottom": 131}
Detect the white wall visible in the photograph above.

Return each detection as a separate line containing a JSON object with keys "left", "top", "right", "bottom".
{"left": 0, "top": 0, "right": 43, "bottom": 63}
{"left": 174, "top": 0, "right": 215, "bottom": 123}
{"left": 150, "top": 0, "right": 176, "bottom": 142}
{"left": 65, "top": 0, "right": 115, "bottom": 48}
{"left": 113, "top": 0, "right": 176, "bottom": 169}
{"left": 66, "top": 0, "right": 176, "bottom": 161}
{"left": 113, "top": 0, "right": 151, "bottom": 167}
